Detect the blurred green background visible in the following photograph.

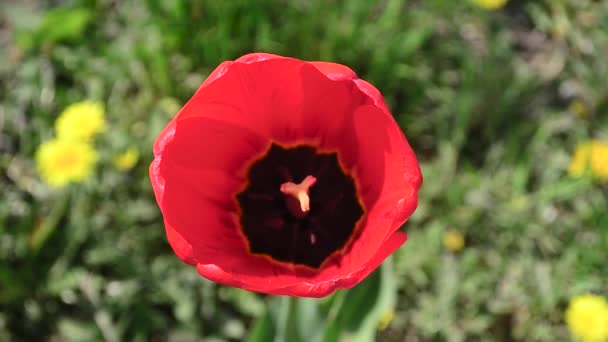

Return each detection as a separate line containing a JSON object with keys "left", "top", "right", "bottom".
{"left": 1, "top": 0, "right": 607, "bottom": 341}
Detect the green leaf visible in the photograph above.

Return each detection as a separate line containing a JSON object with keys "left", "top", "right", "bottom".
{"left": 0, "top": 264, "right": 26, "bottom": 303}
{"left": 247, "top": 309, "right": 275, "bottom": 342}
{"left": 295, "top": 298, "right": 325, "bottom": 342}
{"left": 38, "top": 7, "right": 92, "bottom": 43}
{"left": 28, "top": 193, "right": 69, "bottom": 254}
{"left": 46, "top": 268, "right": 85, "bottom": 295}
{"left": 57, "top": 319, "right": 99, "bottom": 341}
{"left": 337, "top": 272, "right": 381, "bottom": 332}
{"left": 273, "top": 296, "right": 300, "bottom": 342}
{"left": 17, "top": 7, "right": 93, "bottom": 50}
{"left": 327, "top": 258, "right": 398, "bottom": 342}
{"left": 249, "top": 296, "right": 327, "bottom": 342}
{"left": 354, "top": 259, "right": 398, "bottom": 341}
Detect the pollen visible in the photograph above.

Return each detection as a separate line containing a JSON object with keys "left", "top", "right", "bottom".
{"left": 280, "top": 175, "right": 317, "bottom": 218}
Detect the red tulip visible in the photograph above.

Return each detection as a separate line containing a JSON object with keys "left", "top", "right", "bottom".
{"left": 149, "top": 53, "right": 422, "bottom": 297}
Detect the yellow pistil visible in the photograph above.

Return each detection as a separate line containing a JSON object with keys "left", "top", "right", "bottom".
{"left": 280, "top": 175, "right": 317, "bottom": 218}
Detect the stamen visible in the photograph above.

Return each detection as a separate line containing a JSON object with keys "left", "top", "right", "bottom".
{"left": 280, "top": 175, "right": 317, "bottom": 218}
{"left": 309, "top": 232, "right": 316, "bottom": 245}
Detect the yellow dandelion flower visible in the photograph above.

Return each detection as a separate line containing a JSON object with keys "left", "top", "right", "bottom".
{"left": 36, "top": 139, "right": 97, "bottom": 188}
{"left": 113, "top": 147, "right": 139, "bottom": 171}
{"left": 377, "top": 309, "right": 395, "bottom": 331}
{"left": 565, "top": 294, "right": 608, "bottom": 342}
{"left": 443, "top": 230, "right": 465, "bottom": 252}
{"left": 471, "top": 0, "right": 508, "bottom": 10}
{"left": 569, "top": 99, "right": 589, "bottom": 119}
{"left": 568, "top": 141, "right": 608, "bottom": 180}
{"left": 55, "top": 101, "right": 106, "bottom": 141}
{"left": 569, "top": 145, "right": 589, "bottom": 177}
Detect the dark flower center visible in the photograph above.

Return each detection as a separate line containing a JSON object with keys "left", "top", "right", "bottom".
{"left": 236, "top": 143, "right": 364, "bottom": 269}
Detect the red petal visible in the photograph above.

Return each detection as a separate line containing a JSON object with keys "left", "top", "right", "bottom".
{"left": 309, "top": 61, "right": 357, "bottom": 81}
{"left": 354, "top": 79, "right": 422, "bottom": 191}
{"left": 164, "top": 218, "right": 196, "bottom": 265}
{"left": 181, "top": 58, "right": 366, "bottom": 149}
{"left": 349, "top": 104, "right": 420, "bottom": 217}
{"left": 342, "top": 231, "right": 407, "bottom": 286}
{"left": 161, "top": 162, "right": 267, "bottom": 276}
{"left": 354, "top": 78, "right": 391, "bottom": 115}
{"left": 150, "top": 116, "right": 177, "bottom": 207}
{"left": 165, "top": 115, "right": 268, "bottom": 176}
{"left": 324, "top": 101, "right": 420, "bottom": 277}
{"left": 286, "top": 231, "right": 407, "bottom": 297}
{"left": 194, "top": 231, "right": 407, "bottom": 297}
{"left": 201, "top": 61, "right": 233, "bottom": 88}
{"left": 235, "top": 52, "right": 284, "bottom": 63}
{"left": 193, "top": 55, "right": 284, "bottom": 105}
{"left": 287, "top": 64, "right": 365, "bottom": 150}
{"left": 181, "top": 58, "right": 305, "bottom": 141}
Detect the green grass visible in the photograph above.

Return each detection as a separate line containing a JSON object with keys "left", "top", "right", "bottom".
{"left": 1, "top": 0, "right": 607, "bottom": 340}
